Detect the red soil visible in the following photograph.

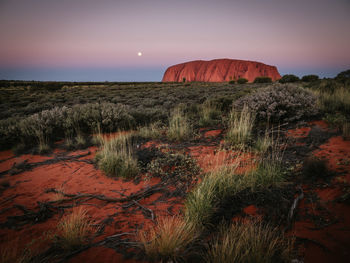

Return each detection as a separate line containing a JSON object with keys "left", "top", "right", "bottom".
{"left": 0, "top": 145, "right": 182, "bottom": 262}
{"left": 203, "top": 129, "right": 222, "bottom": 138}
{"left": 291, "top": 135, "right": 350, "bottom": 262}
{"left": 286, "top": 127, "right": 311, "bottom": 139}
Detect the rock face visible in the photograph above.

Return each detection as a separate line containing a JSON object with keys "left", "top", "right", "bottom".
{"left": 162, "top": 59, "right": 281, "bottom": 82}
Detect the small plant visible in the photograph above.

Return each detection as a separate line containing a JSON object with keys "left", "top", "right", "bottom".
{"left": 237, "top": 78, "right": 248, "bottom": 84}
{"left": 56, "top": 207, "right": 93, "bottom": 250}
{"left": 167, "top": 106, "right": 192, "bottom": 141}
{"left": 95, "top": 133, "right": 139, "bottom": 178}
{"left": 183, "top": 77, "right": 186, "bottom": 83}
{"left": 138, "top": 216, "right": 197, "bottom": 262}
{"left": 279, "top": 74, "right": 300, "bottom": 83}
{"left": 205, "top": 221, "right": 293, "bottom": 263}
{"left": 302, "top": 74, "right": 319, "bottom": 82}
{"left": 199, "top": 100, "right": 221, "bottom": 127}
{"left": 228, "top": 80, "right": 235, "bottom": 84}
{"left": 225, "top": 105, "right": 255, "bottom": 147}
{"left": 254, "top": 131, "right": 273, "bottom": 154}
{"left": 253, "top": 76, "right": 272, "bottom": 83}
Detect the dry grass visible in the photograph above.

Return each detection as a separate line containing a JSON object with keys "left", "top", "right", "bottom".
{"left": 0, "top": 238, "right": 28, "bottom": 263}
{"left": 226, "top": 105, "right": 255, "bottom": 147}
{"left": 167, "top": 106, "right": 192, "bottom": 141}
{"left": 95, "top": 133, "right": 139, "bottom": 178}
{"left": 56, "top": 207, "right": 93, "bottom": 250}
{"left": 138, "top": 216, "right": 197, "bottom": 262}
{"left": 205, "top": 221, "right": 293, "bottom": 263}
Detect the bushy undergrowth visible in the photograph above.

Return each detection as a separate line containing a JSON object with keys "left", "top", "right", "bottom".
{"left": 235, "top": 85, "right": 318, "bottom": 123}
{"left": 95, "top": 133, "right": 139, "bottom": 178}
{"left": 0, "top": 102, "right": 134, "bottom": 151}
{"left": 237, "top": 78, "right": 248, "bottom": 84}
{"left": 205, "top": 221, "right": 293, "bottom": 263}
{"left": 279, "top": 74, "right": 299, "bottom": 83}
{"left": 253, "top": 77, "right": 272, "bottom": 83}
{"left": 301, "top": 75, "right": 319, "bottom": 82}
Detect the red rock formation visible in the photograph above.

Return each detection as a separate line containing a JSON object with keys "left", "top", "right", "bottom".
{"left": 162, "top": 59, "right": 281, "bottom": 82}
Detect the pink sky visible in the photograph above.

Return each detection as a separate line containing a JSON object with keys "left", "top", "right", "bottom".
{"left": 0, "top": 0, "right": 349, "bottom": 80}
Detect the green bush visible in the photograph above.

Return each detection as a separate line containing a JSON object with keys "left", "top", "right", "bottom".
{"left": 228, "top": 80, "right": 235, "bottom": 84}
{"left": 253, "top": 77, "right": 272, "bottom": 83}
{"left": 279, "top": 74, "right": 300, "bottom": 83}
{"left": 301, "top": 74, "right": 319, "bottom": 82}
{"left": 237, "top": 78, "right": 248, "bottom": 84}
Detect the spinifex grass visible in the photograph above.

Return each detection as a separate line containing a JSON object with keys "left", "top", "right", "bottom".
{"left": 168, "top": 106, "right": 193, "bottom": 141}
{"left": 56, "top": 207, "right": 93, "bottom": 250}
{"left": 205, "top": 221, "right": 293, "bottom": 263}
{"left": 95, "top": 133, "right": 139, "bottom": 178}
{"left": 225, "top": 105, "right": 255, "bottom": 147}
{"left": 138, "top": 216, "right": 198, "bottom": 262}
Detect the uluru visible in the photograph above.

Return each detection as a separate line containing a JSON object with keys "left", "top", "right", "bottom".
{"left": 162, "top": 59, "right": 281, "bottom": 82}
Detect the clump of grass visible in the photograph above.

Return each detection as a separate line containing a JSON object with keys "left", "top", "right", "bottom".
{"left": 56, "top": 207, "right": 93, "bottom": 250}
{"left": 167, "top": 106, "right": 192, "bottom": 141}
{"left": 138, "top": 216, "right": 197, "bottom": 262}
{"left": 185, "top": 163, "right": 247, "bottom": 228}
{"left": 95, "top": 133, "right": 139, "bottom": 178}
{"left": 199, "top": 100, "right": 221, "bottom": 127}
{"left": 138, "top": 121, "right": 162, "bottom": 139}
{"left": 225, "top": 105, "right": 255, "bottom": 147}
{"left": 315, "top": 88, "right": 350, "bottom": 115}
{"left": 254, "top": 130, "right": 273, "bottom": 154}
{"left": 205, "top": 221, "right": 293, "bottom": 263}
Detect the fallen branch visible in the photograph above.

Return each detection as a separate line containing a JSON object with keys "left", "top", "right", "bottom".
{"left": 132, "top": 200, "right": 155, "bottom": 221}
{"left": 286, "top": 186, "right": 304, "bottom": 230}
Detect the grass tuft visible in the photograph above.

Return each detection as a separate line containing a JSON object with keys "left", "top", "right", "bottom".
{"left": 138, "top": 216, "right": 197, "bottom": 262}
{"left": 95, "top": 133, "right": 139, "bottom": 178}
{"left": 225, "top": 105, "right": 255, "bottom": 147}
{"left": 56, "top": 207, "right": 93, "bottom": 250}
{"left": 167, "top": 106, "right": 192, "bottom": 141}
{"left": 205, "top": 221, "right": 293, "bottom": 263}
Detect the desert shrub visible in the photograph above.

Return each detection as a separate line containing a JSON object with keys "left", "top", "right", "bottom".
{"left": 146, "top": 152, "right": 200, "bottom": 190}
{"left": 199, "top": 100, "right": 221, "bottom": 127}
{"left": 237, "top": 78, "right": 248, "bottom": 84}
{"left": 335, "top": 69, "right": 350, "bottom": 82}
{"left": 130, "top": 107, "right": 167, "bottom": 126}
{"left": 225, "top": 105, "right": 255, "bottom": 147}
{"left": 205, "top": 221, "right": 293, "bottom": 263}
{"left": 167, "top": 106, "right": 193, "bottom": 141}
{"left": 138, "top": 216, "right": 197, "bottom": 262}
{"left": 228, "top": 80, "right": 235, "bottom": 84}
{"left": 56, "top": 207, "right": 93, "bottom": 250}
{"left": 323, "top": 112, "right": 347, "bottom": 129}
{"left": 95, "top": 133, "right": 139, "bottom": 178}
{"left": 253, "top": 77, "right": 272, "bottom": 83}
{"left": 301, "top": 74, "right": 319, "bottom": 82}
{"left": 302, "top": 156, "right": 329, "bottom": 180}
{"left": 234, "top": 85, "right": 318, "bottom": 123}
{"left": 279, "top": 74, "right": 300, "bottom": 83}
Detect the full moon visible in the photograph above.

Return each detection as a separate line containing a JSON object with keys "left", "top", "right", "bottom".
{"left": 137, "top": 52, "right": 142, "bottom": 56}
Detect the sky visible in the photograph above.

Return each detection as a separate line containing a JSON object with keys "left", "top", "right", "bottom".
{"left": 0, "top": 0, "right": 349, "bottom": 81}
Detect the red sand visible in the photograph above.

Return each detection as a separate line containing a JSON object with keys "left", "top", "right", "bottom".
{"left": 0, "top": 145, "right": 183, "bottom": 262}
{"left": 203, "top": 129, "right": 222, "bottom": 138}
{"left": 291, "top": 135, "right": 350, "bottom": 263}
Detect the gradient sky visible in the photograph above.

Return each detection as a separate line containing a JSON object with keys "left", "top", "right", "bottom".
{"left": 0, "top": 0, "right": 349, "bottom": 81}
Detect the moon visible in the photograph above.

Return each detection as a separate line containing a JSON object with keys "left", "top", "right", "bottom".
{"left": 137, "top": 52, "right": 142, "bottom": 56}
